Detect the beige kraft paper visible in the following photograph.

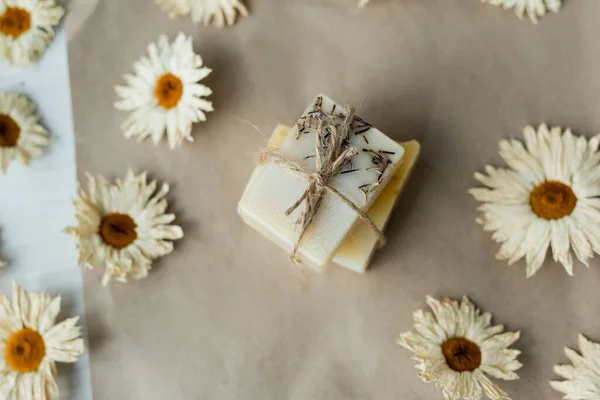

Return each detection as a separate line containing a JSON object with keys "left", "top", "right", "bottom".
{"left": 67, "top": 1, "right": 600, "bottom": 398}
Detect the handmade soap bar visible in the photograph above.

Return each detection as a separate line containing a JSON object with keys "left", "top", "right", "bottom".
{"left": 333, "top": 140, "right": 420, "bottom": 273}
{"left": 240, "top": 125, "right": 420, "bottom": 273}
{"left": 238, "top": 95, "right": 405, "bottom": 271}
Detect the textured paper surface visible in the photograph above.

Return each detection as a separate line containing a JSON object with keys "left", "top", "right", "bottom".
{"left": 68, "top": 1, "right": 600, "bottom": 399}
{"left": 0, "top": 29, "right": 93, "bottom": 400}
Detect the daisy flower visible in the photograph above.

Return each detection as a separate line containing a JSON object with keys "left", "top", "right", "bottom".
{"left": 0, "top": 0, "right": 64, "bottom": 66}
{"left": 398, "top": 296, "right": 522, "bottom": 400}
{"left": 0, "top": 92, "right": 50, "bottom": 173}
{"left": 471, "top": 124, "right": 600, "bottom": 277}
{"left": 114, "top": 33, "right": 213, "bottom": 150}
{"left": 0, "top": 281, "right": 84, "bottom": 400}
{"left": 550, "top": 334, "right": 600, "bottom": 400}
{"left": 156, "top": 0, "right": 248, "bottom": 27}
{"left": 481, "top": 0, "right": 561, "bottom": 24}
{"left": 66, "top": 170, "right": 184, "bottom": 285}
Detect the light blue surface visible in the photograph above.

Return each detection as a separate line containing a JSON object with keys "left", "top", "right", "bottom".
{"left": 0, "top": 29, "right": 94, "bottom": 399}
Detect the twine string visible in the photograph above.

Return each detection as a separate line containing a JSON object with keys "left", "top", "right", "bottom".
{"left": 259, "top": 98, "right": 386, "bottom": 264}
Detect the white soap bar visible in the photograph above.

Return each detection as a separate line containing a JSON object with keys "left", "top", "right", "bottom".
{"left": 238, "top": 95, "right": 404, "bottom": 271}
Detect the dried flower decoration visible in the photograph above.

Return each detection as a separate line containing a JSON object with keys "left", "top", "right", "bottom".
{"left": 0, "top": 0, "right": 64, "bottom": 65}
{"left": 398, "top": 296, "right": 521, "bottom": 400}
{"left": 550, "top": 335, "right": 600, "bottom": 400}
{"left": 114, "top": 33, "right": 213, "bottom": 149}
{"left": 66, "top": 170, "right": 184, "bottom": 285}
{"left": 481, "top": 0, "right": 561, "bottom": 24}
{"left": 471, "top": 124, "right": 600, "bottom": 277}
{"left": 0, "top": 281, "right": 84, "bottom": 400}
{"left": 157, "top": 0, "right": 248, "bottom": 27}
{"left": 0, "top": 92, "right": 50, "bottom": 173}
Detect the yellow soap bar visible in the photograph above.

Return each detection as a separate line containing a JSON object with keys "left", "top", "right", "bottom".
{"left": 238, "top": 125, "right": 420, "bottom": 273}
{"left": 334, "top": 140, "right": 420, "bottom": 272}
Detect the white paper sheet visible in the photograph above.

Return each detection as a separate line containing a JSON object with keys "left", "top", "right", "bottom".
{"left": 0, "top": 29, "right": 93, "bottom": 399}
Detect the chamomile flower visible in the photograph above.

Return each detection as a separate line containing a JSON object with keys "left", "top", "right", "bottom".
{"left": 157, "top": 0, "right": 248, "bottom": 27}
{"left": 0, "top": 282, "right": 84, "bottom": 400}
{"left": 66, "top": 170, "right": 184, "bottom": 285}
{"left": 398, "top": 296, "right": 522, "bottom": 400}
{"left": 114, "top": 33, "right": 213, "bottom": 150}
{"left": 471, "top": 124, "right": 600, "bottom": 277}
{"left": 0, "top": 92, "right": 50, "bottom": 173}
{"left": 550, "top": 334, "right": 600, "bottom": 400}
{"left": 481, "top": 0, "right": 561, "bottom": 24}
{"left": 0, "top": 0, "right": 64, "bottom": 65}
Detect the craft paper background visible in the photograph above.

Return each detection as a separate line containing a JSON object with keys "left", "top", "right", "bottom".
{"left": 0, "top": 29, "right": 93, "bottom": 399}
{"left": 67, "top": 1, "right": 600, "bottom": 398}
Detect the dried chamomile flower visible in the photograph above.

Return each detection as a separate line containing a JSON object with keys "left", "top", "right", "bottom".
{"left": 0, "top": 281, "right": 84, "bottom": 400}
{"left": 0, "top": 0, "right": 64, "bottom": 65}
{"left": 398, "top": 296, "right": 521, "bottom": 400}
{"left": 551, "top": 335, "right": 600, "bottom": 400}
{"left": 66, "top": 170, "right": 184, "bottom": 285}
{"left": 157, "top": 0, "right": 248, "bottom": 27}
{"left": 114, "top": 33, "right": 213, "bottom": 150}
{"left": 0, "top": 92, "right": 50, "bottom": 173}
{"left": 471, "top": 124, "right": 600, "bottom": 277}
{"left": 481, "top": 0, "right": 561, "bottom": 24}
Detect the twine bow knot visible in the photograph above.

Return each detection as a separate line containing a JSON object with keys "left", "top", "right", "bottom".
{"left": 260, "top": 99, "right": 386, "bottom": 264}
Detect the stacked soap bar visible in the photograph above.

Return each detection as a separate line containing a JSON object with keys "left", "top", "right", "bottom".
{"left": 238, "top": 95, "right": 419, "bottom": 272}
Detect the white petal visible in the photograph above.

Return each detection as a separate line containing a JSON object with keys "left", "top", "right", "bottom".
{"left": 551, "top": 335, "right": 600, "bottom": 399}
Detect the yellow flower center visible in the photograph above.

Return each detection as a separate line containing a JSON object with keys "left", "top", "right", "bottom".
{"left": 442, "top": 337, "right": 482, "bottom": 372}
{"left": 99, "top": 213, "right": 138, "bottom": 249}
{"left": 5, "top": 328, "right": 46, "bottom": 373}
{"left": 530, "top": 181, "right": 577, "bottom": 220}
{"left": 0, "top": 114, "right": 20, "bottom": 148}
{"left": 155, "top": 73, "right": 183, "bottom": 109}
{"left": 0, "top": 7, "right": 32, "bottom": 39}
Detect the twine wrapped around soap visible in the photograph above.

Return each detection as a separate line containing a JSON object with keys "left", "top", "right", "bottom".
{"left": 259, "top": 98, "right": 386, "bottom": 264}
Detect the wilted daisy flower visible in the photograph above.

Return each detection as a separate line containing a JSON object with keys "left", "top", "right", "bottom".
{"left": 0, "top": 281, "right": 84, "bottom": 400}
{"left": 550, "top": 334, "right": 600, "bottom": 400}
{"left": 471, "top": 124, "right": 600, "bottom": 277}
{"left": 0, "top": 0, "right": 64, "bottom": 65}
{"left": 114, "top": 33, "right": 213, "bottom": 150}
{"left": 481, "top": 0, "right": 561, "bottom": 24}
{"left": 0, "top": 92, "right": 50, "bottom": 173}
{"left": 157, "top": 0, "right": 248, "bottom": 27}
{"left": 398, "top": 296, "right": 521, "bottom": 400}
{"left": 66, "top": 170, "right": 184, "bottom": 285}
